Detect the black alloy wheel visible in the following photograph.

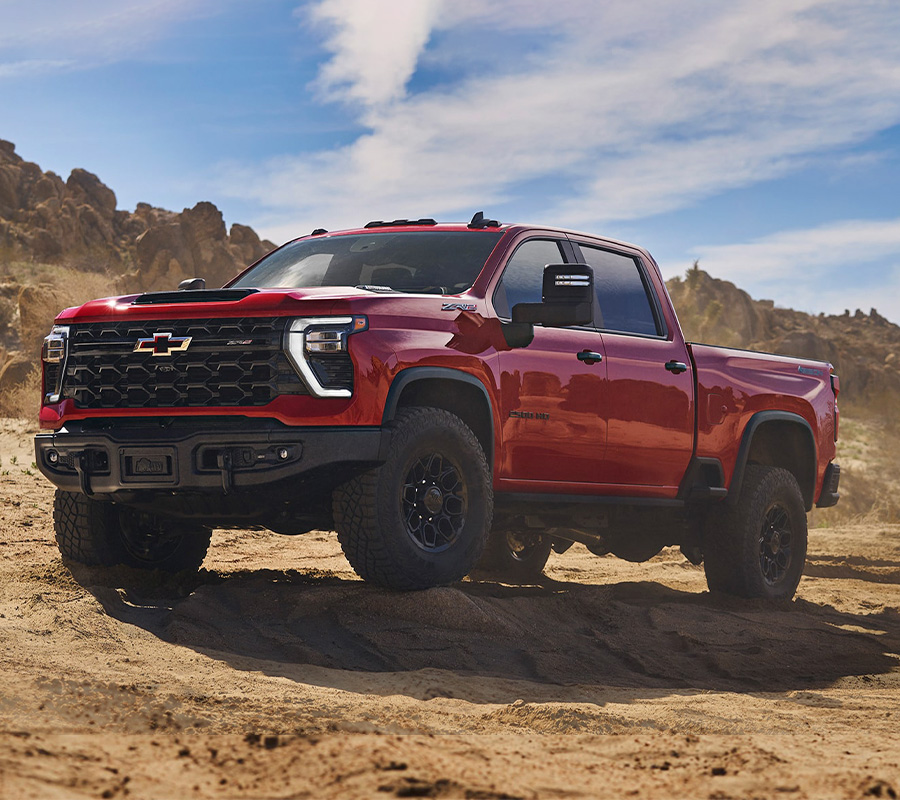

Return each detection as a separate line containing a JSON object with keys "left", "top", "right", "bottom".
{"left": 333, "top": 407, "right": 493, "bottom": 590}
{"left": 401, "top": 452, "right": 467, "bottom": 553}
{"left": 119, "top": 509, "right": 184, "bottom": 565}
{"left": 759, "top": 503, "right": 793, "bottom": 586}
{"left": 474, "top": 529, "right": 553, "bottom": 583}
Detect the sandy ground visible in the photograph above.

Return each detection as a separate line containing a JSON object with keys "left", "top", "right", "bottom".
{"left": 0, "top": 417, "right": 898, "bottom": 799}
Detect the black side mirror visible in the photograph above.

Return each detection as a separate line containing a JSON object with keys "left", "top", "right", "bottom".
{"left": 178, "top": 277, "right": 206, "bottom": 291}
{"left": 511, "top": 264, "right": 593, "bottom": 327}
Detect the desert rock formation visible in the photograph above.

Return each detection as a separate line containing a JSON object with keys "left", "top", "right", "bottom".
{"left": 0, "top": 139, "right": 275, "bottom": 291}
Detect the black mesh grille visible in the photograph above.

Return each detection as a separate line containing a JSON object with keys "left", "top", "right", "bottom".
{"left": 62, "top": 317, "right": 309, "bottom": 408}
{"left": 308, "top": 353, "right": 354, "bottom": 391}
{"left": 43, "top": 362, "right": 61, "bottom": 399}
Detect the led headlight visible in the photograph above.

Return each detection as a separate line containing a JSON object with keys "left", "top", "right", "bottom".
{"left": 41, "top": 325, "right": 69, "bottom": 404}
{"left": 283, "top": 316, "right": 367, "bottom": 398}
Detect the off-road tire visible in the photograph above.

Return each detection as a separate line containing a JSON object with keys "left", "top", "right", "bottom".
{"left": 53, "top": 490, "right": 211, "bottom": 573}
{"left": 703, "top": 465, "right": 807, "bottom": 600}
{"left": 333, "top": 407, "right": 493, "bottom": 590}
{"left": 475, "top": 530, "right": 552, "bottom": 584}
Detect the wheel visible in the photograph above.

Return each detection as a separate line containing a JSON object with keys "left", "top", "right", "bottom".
{"left": 702, "top": 465, "right": 807, "bottom": 600}
{"left": 333, "top": 407, "right": 493, "bottom": 590}
{"left": 475, "top": 529, "right": 552, "bottom": 583}
{"left": 53, "top": 489, "right": 211, "bottom": 573}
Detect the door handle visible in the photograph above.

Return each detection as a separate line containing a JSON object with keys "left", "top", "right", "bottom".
{"left": 665, "top": 360, "right": 688, "bottom": 374}
{"left": 577, "top": 350, "right": 603, "bottom": 364}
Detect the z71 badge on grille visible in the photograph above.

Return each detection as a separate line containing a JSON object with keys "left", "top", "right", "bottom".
{"left": 134, "top": 332, "right": 193, "bottom": 356}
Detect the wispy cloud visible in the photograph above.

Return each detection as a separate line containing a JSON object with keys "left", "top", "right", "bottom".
{"left": 679, "top": 217, "right": 900, "bottom": 321}
{"left": 223, "top": 0, "right": 900, "bottom": 247}
{"left": 0, "top": 59, "right": 74, "bottom": 79}
{"left": 0, "top": 1, "right": 224, "bottom": 75}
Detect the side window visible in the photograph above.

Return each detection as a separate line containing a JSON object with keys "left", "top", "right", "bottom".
{"left": 578, "top": 245, "right": 660, "bottom": 336}
{"left": 493, "top": 239, "right": 565, "bottom": 318}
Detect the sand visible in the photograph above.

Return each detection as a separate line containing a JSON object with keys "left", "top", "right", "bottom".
{"left": 1, "top": 417, "right": 898, "bottom": 799}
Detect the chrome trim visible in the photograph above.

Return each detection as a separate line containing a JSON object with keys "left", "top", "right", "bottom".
{"left": 41, "top": 325, "right": 70, "bottom": 404}
{"left": 283, "top": 317, "right": 354, "bottom": 399}
{"left": 133, "top": 332, "right": 193, "bottom": 356}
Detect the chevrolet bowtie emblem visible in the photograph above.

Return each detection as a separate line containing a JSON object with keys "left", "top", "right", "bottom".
{"left": 134, "top": 332, "right": 193, "bottom": 356}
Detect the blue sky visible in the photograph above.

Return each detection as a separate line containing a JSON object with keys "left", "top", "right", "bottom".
{"left": 2, "top": 0, "right": 900, "bottom": 322}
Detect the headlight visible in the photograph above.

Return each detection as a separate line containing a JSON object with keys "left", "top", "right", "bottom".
{"left": 283, "top": 316, "right": 367, "bottom": 398}
{"left": 41, "top": 325, "right": 70, "bottom": 404}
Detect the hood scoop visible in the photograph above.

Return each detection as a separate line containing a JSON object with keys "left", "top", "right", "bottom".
{"left": 131, "top": 288, "right": 259, "bottom": 305}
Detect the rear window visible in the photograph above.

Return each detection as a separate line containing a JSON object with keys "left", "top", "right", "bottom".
{"left": 230, "top": 231, "right": 504, "bottom": 294}
{"left": 578, "top": 245, "right": 661, "bottom": 336}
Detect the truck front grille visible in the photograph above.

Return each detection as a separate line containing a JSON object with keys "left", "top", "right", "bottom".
{"left": 62, "top": 318, "right": 309, "bottom": 408}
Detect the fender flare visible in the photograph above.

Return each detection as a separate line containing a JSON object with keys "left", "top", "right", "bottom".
{"left": 381, "top": 366, "right": 495, "bottom": 466}
{"left": 729, "top": 410, "right": 817, "bottom": 509}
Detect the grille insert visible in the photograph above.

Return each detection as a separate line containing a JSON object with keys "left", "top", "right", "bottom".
{"left": 62, "top": 318, "right": 309, "bottom": 408}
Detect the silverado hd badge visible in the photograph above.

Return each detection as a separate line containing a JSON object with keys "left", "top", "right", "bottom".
{"left": 134, "top": 332, "right": 192, "bottom": 356}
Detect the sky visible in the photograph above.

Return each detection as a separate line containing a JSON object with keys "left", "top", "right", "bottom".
{"left": 1, "top": 0, "right": 899, "bottom": 322}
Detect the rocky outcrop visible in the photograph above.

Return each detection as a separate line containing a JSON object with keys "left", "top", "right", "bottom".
{"left": 667, "top": 266, "right": 900, "bottom": 411}
{"left": 130, "top": 201, "right": 271, "bottom": 292}
{"left": 0, "top": 139, "right": 276, "bottom": 287}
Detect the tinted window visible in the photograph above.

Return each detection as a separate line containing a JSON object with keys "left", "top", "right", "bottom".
{"left": 230, "top": 231, "right": 503, "bottom": 294}
{"left": 578, "top": 245, "right": 660, "bottom": 335}
{"left": 493, "top": 239, "right": 565, "bottom": 318}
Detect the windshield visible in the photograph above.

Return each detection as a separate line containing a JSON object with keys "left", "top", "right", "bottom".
{"left": 229, "top": 231, "right": 504, "bottom": 294}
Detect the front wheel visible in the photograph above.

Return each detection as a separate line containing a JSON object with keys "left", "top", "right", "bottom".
{"left": 333, "top": 407, "right": 493, "bottom": 590}
{"left": 703, "top": 465, "right": 807, "bottom": 600}
{"left": 53, "top": 490, "right": 211, "bottom": 573}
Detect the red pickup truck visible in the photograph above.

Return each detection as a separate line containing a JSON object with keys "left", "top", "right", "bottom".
{"left": 35, "top": 213, "right": 840, "bottom": 600}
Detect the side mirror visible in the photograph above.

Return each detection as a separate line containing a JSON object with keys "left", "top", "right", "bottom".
{"left": 178, "top": 277, "right": 206, "bottom": 291}
{"left": 511, "top": 264, "right": 593, "bottom": 327}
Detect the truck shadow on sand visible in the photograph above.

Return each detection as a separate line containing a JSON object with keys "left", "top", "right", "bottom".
{"left": 72, "top": 561, "right": 900, "bottom": 702}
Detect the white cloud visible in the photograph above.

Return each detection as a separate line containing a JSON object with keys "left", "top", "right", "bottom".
{"left": 677, "top": 218, "right": 900, "bottom": 322}
{"left": 303, "top": 0, "right": 443, "bottom": 107}
{"left": 225, "top": 0, "right": 900, "bottom": 244}
{"left": 0, "top": 59, "right": 73, "bottom": 78}
{"left": 0, "top": 1, "right": 223, "bottom": 73}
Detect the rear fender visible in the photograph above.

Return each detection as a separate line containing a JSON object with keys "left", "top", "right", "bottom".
{"left": 729, "top": 411, "right": 817, "bottom": 510}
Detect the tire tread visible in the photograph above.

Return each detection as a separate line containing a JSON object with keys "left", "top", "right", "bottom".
{"left": 333, "top": 407, "right": 492, "bottom": 590}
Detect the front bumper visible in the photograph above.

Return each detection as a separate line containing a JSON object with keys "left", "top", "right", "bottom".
{"left": 35, "top": 419, "right": 388, "bottom": 496}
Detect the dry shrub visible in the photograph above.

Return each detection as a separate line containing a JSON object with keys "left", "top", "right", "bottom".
{"left": 17, "top": 269, "right": 115, "bottom": 359}
{"left": 1, "top": 263, "right": 119, "bottom": 421}
{"left": 811, "top": 412, "right": 900, "bottom": 526}
{"left": 0, "top": 365, "right": 41, "bottom": 419}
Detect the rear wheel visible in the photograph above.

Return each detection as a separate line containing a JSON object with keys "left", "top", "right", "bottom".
{"left": 475, "top": 530, "right": 552, "bottom": 583}
{"left": 333, "top": 407, "right": 492, "bottom": 590}
{"left": 703, "top": 465, "right": 807, "bottom": 600}
{"left": 53, "top": 490, "right": 211, "bottom": 573}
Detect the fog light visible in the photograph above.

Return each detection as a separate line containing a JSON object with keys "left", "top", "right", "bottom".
{"left": 48, "top": 450, "right": 59, "bottom": 464}
{"left": 278, "top": 448, "right": 289, "bottom": 460}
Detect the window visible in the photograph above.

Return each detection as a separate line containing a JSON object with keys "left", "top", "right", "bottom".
{"left": 492, "top": 239, "right": 565, "bottom": 318}
{"left": 578, "top": 245, "right": 660, "bottom": 336}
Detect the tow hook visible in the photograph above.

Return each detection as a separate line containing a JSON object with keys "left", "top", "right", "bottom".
{"left": 73, "top": 451, "right": 93, "bottom": 496}
{"left": 216, "top": 450, "right": 234, "bottom": 494}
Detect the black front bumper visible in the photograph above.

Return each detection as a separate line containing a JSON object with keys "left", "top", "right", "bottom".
{"left": 35, "top": 419, "right": 388, "bottom": 496}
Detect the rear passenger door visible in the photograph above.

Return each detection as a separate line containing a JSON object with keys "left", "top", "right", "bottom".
{"left": 571, "top": 241, "right": 694, "bottom": 493}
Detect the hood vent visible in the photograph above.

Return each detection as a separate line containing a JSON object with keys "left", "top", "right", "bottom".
{"left": 132, "top": 289, "right": 258, "bottom": 305}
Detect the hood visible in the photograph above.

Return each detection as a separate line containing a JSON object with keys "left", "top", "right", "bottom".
{"left": 53, "top": 286, "right": 415, "bottom": 324}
